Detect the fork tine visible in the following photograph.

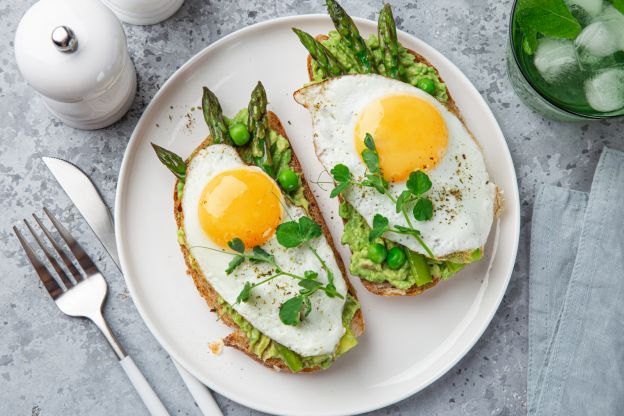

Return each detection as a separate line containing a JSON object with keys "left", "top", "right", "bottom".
{"left": 32, "top": 214, "right": 83, "bottom": 283}
{"left": 13, "top": 226, "right": 64, "bottom": 300}
{"left": 44, "top": 207, "right": 98, "bottom": 276}
{"left": 23, "top": 219, "right": 74, "bottom": 289}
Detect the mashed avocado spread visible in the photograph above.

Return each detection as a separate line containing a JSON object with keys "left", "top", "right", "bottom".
{"left": 311, "top": 31, "right": 449, "bottom": 103}
{"left": 216, "top": 294, "right": 359, "bottom": 372}
{"left": 340, "top": 202, "right": 482, "bottom": 290}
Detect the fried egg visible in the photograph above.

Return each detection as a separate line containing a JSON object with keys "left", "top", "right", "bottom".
{"left": 182, "top": 144, "right": 347, "bottom": 356}
{"left": 294, "top": 74, "right": 496, "bottom": 258}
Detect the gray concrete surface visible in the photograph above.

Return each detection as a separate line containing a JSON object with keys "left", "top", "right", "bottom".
{"left": 1, "top": 0, "right": 621, "bottom": 415}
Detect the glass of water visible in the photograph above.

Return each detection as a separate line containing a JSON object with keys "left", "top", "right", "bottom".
{"left": 508, "top": 0, "right": 624, "bottom": 121}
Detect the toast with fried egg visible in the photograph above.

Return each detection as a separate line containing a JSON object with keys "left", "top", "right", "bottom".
{"left": 308, "top": 42, "right": 502, "bottom": 297}
{"left": 154, "top": 83, "right": 364, "bottom": 373}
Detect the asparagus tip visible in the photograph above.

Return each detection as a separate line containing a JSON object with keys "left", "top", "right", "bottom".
{"left": 253, "top": 80, "right": 266, "bottom": 95}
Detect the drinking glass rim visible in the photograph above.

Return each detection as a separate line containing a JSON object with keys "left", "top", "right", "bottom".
{"left": 508, "top": 0, "right": 623, "bottom": 120}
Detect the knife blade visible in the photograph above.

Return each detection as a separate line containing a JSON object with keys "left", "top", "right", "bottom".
{"left": 42, "top": 157, "right": 120, "bottom": 269}
{"left": 42, "top": 156, "right": 223, "bottom": 416}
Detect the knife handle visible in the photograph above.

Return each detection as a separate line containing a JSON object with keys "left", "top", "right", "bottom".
{"left": 173, "top": 361, "right": 224, "bottom": 416}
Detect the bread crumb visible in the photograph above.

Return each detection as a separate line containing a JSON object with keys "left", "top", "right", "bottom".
{"left": 208, "top": 340, "right": 224, "bottom": 355}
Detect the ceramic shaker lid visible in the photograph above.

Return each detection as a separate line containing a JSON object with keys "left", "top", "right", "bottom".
{"left": 15, "top": 0, "right": 129, "bottom": 103}
{"left": 101, "top": 0, "right": 185, "bottom": 26}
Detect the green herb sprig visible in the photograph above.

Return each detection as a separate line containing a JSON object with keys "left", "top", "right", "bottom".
{"left": 224, "top": 237, "right": 276, "bottom": 274}
{"left": 276, "top": 217, "right": 341, "bottom": 299}
{"left": 329, "top": 134, "right": 389, "bottom": 197}
{"left": 196, "top": 217, "right": 343, "bottom": 327}
{"left": 329, "top": 133, "right": 435, "bottom": 258}
{"left": 397, "top": 171, "right": 434, "bottom": 221}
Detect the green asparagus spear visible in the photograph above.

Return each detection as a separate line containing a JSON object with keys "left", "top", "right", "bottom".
{"left": 248, "top": 81, "right": 273, "bottom": 176}
{"left": 151, "top": 143, "right": 186, "bottom": 181}
{"left": 202, "top": 87, "right": 232, "bottom": 145}
{"left": 378, "top": 3, "right": 405, "bottom": 81}
{"left": 292, "top": 28, "right": 346, "bottom": 77}
{"left": 325, "top": 0, "right": 377, "bottom": 74}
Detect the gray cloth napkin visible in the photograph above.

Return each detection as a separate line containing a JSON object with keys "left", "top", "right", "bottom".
{"left": 529, "top": 147, "right": 624, "bottom": 416}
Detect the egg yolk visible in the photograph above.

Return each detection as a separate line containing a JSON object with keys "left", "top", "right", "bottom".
{"left": 354, "top": 95, "right": 449, "bottom": 182}
{"left": 198, "top": 169, "right": 282, "bottom": 249}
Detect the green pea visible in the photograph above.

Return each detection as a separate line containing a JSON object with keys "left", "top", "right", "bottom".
{"left": 278, "top": 168, "right": 299, "bottom": 192}
{"left": 386, "top": 247, "right": 407, "bottom": 270}
{"left": 416, "top": 78, "right": 436, "bottom": 95}
{"left": 367, "top": 243, "right": 387, "bottom": 264}
{"left": 229, "top": 123, "right": 251, "bottom": 146}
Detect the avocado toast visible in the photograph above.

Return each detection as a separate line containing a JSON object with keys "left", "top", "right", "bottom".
{"left": 293, "top": 1, "right": 502, "bottom": 297}
{"left": 153, "top": 82, "right": 364, "bottom": 372}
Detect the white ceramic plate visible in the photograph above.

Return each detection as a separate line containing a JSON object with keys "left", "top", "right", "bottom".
{"left": 115, "top": 15, "right": 520, "bottom": 416}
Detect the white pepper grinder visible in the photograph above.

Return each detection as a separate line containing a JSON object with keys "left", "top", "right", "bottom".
{"left": 15, "top": 0, "right": 137, "bottom": 130}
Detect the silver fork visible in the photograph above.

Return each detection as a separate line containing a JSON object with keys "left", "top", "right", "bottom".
{"left": 14, "top": 208, "right": 170, "bottom": 416}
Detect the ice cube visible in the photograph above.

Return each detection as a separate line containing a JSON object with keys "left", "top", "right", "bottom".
{"left": 567, "top": 0, "right": 604, "bottom": 17}
{"left": 584, "top": 67, "right": 624, "bottom": 112}
{"left": 575, "top": 20, "right": 624, "bottom": 70}
{"left": 576, "top": 21, "right": 620, "bottom": 57}
{"left": 566, "top": 0, "right": 604, "bottom": 24}
{"left": 599, "top": 4, "right": 624, "bottom": 23}
{"left": 533, "top": 38, "right": 578, "bottom": 84}
{"left": 570, "top": 0, "right": 605, "bottom": 16}
{"left": 596, "top": 6, "right": 624, "bottom": 50}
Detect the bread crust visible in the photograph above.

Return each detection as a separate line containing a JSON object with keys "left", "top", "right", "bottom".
{"left": 305, "top": 34, "right": 501, "bottom": 297}
{"left": 173, "top": 111, "right": 364, "bottom": 373}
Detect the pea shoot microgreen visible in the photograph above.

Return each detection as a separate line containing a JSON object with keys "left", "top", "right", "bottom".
{"left": 275, "top": 216, "right": 322, "bottom": 248}
{"left": 225, "top": 255, "right": 245, "bottom": 275}
{"left": 204, "top": 217, "right": 343, "bottom": 327}
{"left": 369, "top": 214, "right": 389, "bottom": 242}
{"left": 413, "top": 198, "right": 434, "bottom": 221}
{"left": 279, "top": 295, "right": 312, "bottom": 326}
{"left": 223, "top": 237, "right": 277, "bottom": 274}
{"left": 236, "top": 281, "right": 253, "bottom": 303}
{"left": 276, "top": 217, "right": 341, "bottom": 301}
{"left": 329, "top": 133, "right": 436, "bottom": 258}
{"left": 397, "top": 171, "right": 434, "bottom": 221}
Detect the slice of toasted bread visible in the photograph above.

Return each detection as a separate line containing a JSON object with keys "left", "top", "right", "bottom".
{"left": 305, "top": 34, "right": 502, "bottom": 297}
{"left": 174, "top": 111, "right": 365, "bottom": 372}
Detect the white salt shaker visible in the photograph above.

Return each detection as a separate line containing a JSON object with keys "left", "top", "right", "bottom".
{"left": 101, "top": 0, "right": 185, "bottom": 25}
{"left": 15, "top": 0, "right": 137, "bottom": 130}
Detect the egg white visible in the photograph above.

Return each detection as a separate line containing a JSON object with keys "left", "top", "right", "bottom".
{"left": 182, "top": 144, "right": 347, "bottom": 357}
{"left": 294, "top": 74, "right": 496, "bottom": 258}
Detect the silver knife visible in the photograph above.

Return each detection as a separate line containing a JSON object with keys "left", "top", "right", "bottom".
{"left": 42, "top": 157, "right": 120, "bottom": 268}
{"left": 42, "top": 156, "right": 223, "bottom": 416}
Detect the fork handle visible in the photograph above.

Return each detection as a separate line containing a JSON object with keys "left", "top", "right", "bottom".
{"left": 120, "top": 356, "right": 170, "bottom": 416}
{"left": 89, "top": 314, "right": 169, "bottom": 415}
